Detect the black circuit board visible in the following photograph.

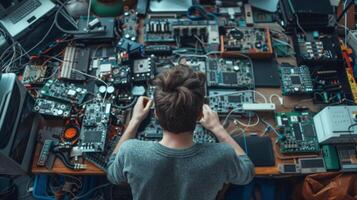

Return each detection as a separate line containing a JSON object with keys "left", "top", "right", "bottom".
{"left": 280, "top": 64, "right": 314, "bottom": 95}
{"left": 294, "top": 31, "right": 342, "bottom": 65}
{"left": 40, "top": 79, "right": 88, "bottom": 104}
{"left": 137, "top": 116, "right": 217, "bottom": 143}
{"left": 132, "top": 57, "right": 156, "bottom": 82}
{"left": 112, "top": 65, "right": 131, "bottom": 87}
{"left": 206, "top": 58, "right": 254, "bottom": 89}
{"left": 85, "top": 134, "right": 121, "bottom": 171}
{"left": 60, "top": 46, "right": 90, "bottom": 81}
{"left": 120, "top": 10, "right": 138, "bottom": 41}
{"left": 78, "top": 102, "right": 111, "bottom": 152}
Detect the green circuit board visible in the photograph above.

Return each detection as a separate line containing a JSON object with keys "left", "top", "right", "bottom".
{"left": 40, "top": 80, "right": 88, "bottom": 104}
{"left": 275, "top": 111, "right": 320, "bottom": 154}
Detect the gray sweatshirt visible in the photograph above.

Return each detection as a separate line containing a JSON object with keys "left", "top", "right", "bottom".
{"left": 107, "top": 139, "right": 255, "bottom": 200}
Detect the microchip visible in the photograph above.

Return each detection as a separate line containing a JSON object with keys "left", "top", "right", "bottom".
{"left": 210, "top": 72, "right": 216, "bottom": 82}
{"left": 222, "top": 72, "right": 238, "bottom": 84}
{"left": 282, "top": 118, "right": 289, "bottom": 127}
{"left": 291, "top": 75, "right": 301, "bottom": 85}
{"left": 83, "top": 130, "right": 102, "bottom": 142}
{"left": 293, "top": 123, "right": 302, "bottom": 140}
{"left": 99, "top": 63, "right": 112, "bottom": 73}
{"left": 209, "top": 62, "right": 217, "bottom": 70}
{"left": 228, "top": 95, "right": 241, "bottom": 102}
{"left": 303, "top": 124, "right": 315, "bottom": 137}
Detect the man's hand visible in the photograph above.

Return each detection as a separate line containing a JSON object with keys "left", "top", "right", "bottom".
{"left": 199, "top": 104, "right": 224, "bottom": 135}
{"left": 130, "top": 96, "right": 153, "bottom": 124}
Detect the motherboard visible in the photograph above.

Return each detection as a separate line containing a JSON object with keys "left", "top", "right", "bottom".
{"left": 276, "top": 111, "right": 320, "bottom": 154}
{"left": 293, "top": 31, "right": 343, "bottom": 65}
{"left": 132, "top": 57, "right": 156, "bottom": 82}
{"left": 78, "top": 101, "right": 111, "bottom": 152}
{"left": 222, "top": 27, "right": 272, "bottom": 58}
{"left": 33, "top": 98, "right": 71, "bottom": 118}
{"left": 40, "top": 79, "right": 88, "bottom": 104}
{"left": 279, "top": 64, "right": 313, "bottom": 95}
{"left": 206, "top": 58, "right": 254, "bottom": 89}
{"left": 208, "top": 89, "right": 254, "bottom": 114}
{"left": 85, "top": 134, "right": 121, "bottom": 171}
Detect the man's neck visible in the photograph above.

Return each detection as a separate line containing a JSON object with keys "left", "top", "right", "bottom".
{"left": 159, "top": 130, "right": 194, "bottom": 149}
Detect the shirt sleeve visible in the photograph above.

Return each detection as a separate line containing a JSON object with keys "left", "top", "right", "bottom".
{"left": 106, "top": 146, "right": 127, "bottom": 184}
{"left": 225, "top": 149, "right": 255, "bottom": 185}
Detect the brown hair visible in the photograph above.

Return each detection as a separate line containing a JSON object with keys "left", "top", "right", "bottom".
{"left": 152, "top": 65, "right": 206, "bottom": 133}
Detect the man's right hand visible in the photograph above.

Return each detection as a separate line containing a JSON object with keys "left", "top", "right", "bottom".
{"left": 131, "top": 96, "right": 153, "bottom": 125}
{"left": 199, "top": 104, "right": 225, "bottom": 135}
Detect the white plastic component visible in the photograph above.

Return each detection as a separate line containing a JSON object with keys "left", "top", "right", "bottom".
{"left": 313, "top": 106, "right": 357, "bottom": 144}
{"left": 241, "top": 103, "right": 276, "bottom": 111}
{"left": 244, "top": 4, "right": 254, "bottom": 26}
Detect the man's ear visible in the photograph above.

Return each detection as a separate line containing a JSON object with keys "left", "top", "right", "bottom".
{"left": 197, "top": 111, "right": 203, "bottom": 121}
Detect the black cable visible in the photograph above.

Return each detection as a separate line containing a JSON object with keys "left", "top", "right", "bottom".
{"left": 347, "top": 123, "right": 357, "bottom": 144}
{"left": 55, "top": 153, "right": 76, "bottom": 169}
{"left": 113, "top": 96, "right": 138, "bottom": 110}
{"left": 337, "top": 0, "right": 355, "bottom": 22}
{"left": 56, "top": 153, "right": 74, "bottom": 167}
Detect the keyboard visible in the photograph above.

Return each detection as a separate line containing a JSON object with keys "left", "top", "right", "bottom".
{"left": 8, "top": 0, "right": 41, "bottom": 24}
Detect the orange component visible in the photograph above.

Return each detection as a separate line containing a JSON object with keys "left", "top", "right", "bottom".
{"left": 64, "top": 127, "right": 78, "bottom": 140}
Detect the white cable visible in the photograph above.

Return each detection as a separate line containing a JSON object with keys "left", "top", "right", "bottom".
{"left": 270, "top": 28, "right": 290, "bottom": 41}
{"left": 261, "top": 118, "right": 283, "bottom": 137}
{"left": 234, "top": 113, "right": 260, "bottom": 128}
{"left": 223, "top": 107, "right": 242, "bottom": 126}
{"left": 194, "top": 35, "right": 205, "bottom": 47}
{"left": 269, "top": 93, "right": 283, "bottom": 105}
{"left": 272, "top": 38, "right": 295, "bottom": 54}
{"left": 86, "top": 0, "right": 92, "bottom": 29}
{"left": 71, "top": 69, "right": 108, "bottom": 103}
{"left": 0, "top": 43, "right": 19, "bottom": 70}
{"left": 5, "top": 45, "right": 16, "bottom": 72}
{"left": 5, "top": 14, "right": 56, "bottom": 67}
{"left": 44, "top": 57, "right": 109, "bottom": 103}
{"left": 44, "top": 67, "right": 59, "bottom": 80}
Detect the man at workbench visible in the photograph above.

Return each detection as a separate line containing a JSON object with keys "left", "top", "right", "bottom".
{"left": 106, "top": 65, "right": 255, "bottom": 200}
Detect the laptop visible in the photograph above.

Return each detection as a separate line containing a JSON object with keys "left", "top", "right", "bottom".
{"left": 0, "top": 0, "right": 55, "bottom": 37}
